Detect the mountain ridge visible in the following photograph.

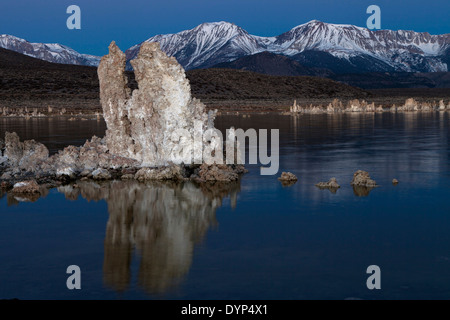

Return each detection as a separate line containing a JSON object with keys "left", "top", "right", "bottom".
{"left": 2, "top": 20, "right": 449, "bottom": 74}
{"left": 126, "top": 20, "right": 450, "bottom": 72}
{"left": 0, "top": 34, "right": 100, "bottom": 66}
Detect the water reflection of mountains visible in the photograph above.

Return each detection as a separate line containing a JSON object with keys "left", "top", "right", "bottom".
{"left": 61, "top": 179, "right": 241, "bottom": 295}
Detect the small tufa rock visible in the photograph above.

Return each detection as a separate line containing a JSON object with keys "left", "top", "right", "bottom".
{"left": 56, "top": 166, "right": 77, "bottom": 179}
{"left": 196, "top": 164, "right": 240, "bottom": 182}
{"left": 11, "top": 180, "right": 40, "bottom": 194}
{"left": 135, "top": 164, "right": 186, "bottom": 181}
{"left": 92, "top": 168, "right": 112, "bottom": 180}
{"left": 120, "top": 174, "right": 135, "bottom": 180}
{"left": 278, "top": 172, "right": 298, "bottom": 186}
{"left": 278, "top": 172, "right": 298, "bottom": 181}
{"left": 80, "top": 169, "right": 91, "bottom": 177}
{"left": 392, "top": 178, "right": 399, "bottom": 185}
{"left": 3, "top": 132, "right": 49, "bottom": 171}
{"left": 19, "top": 139, "right": 49, "bottom": 172}
{"left": 4, "top": 132, "right": 23, "bottom": 166}
{"left": 316, "top": 178, "right": 341, "bottom": 189}
{"left": 350, "top": 170, "right": 377, "bottom": 187}
{"left": 1, "top": 171, "right": 12, "bottom": 180}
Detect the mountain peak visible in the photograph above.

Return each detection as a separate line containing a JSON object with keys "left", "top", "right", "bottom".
{"left": 193, "top": 21, "right": 243, "bottom": 35}
{"left": 198, "top": 21, "right": 236, "bottom": 27}
{"left": 292, "top": 19, "right": 364, "bottom": 31}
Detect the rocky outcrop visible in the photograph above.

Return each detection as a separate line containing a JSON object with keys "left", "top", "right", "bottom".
{"left": 1, "top": 41, "right": 246, "bottom": 189}
{"left": 278, "top": 172, "right": 297, "bottom": 181}
{"left": 350, "top": 170, "right": 378, "bottom": 187}
{"left": 195, "top": 164, "right": 246, "bottom": 182}
{"left": 350, "top": 170, "right": 377, "bottom": 196}
{"left": 10, "top": 180, "right": 40, "bottom": 194}
{"left": 316, "top": 177, "right": 340, "bottom": 193}
{"left": 92, "top": 168, "right": 112, "bottom": 180}
{"left": 3, "top": 132, "right": 49, "bottom": 172}
{"left": 40, "top": 135, "right": 139, "bottom": 180}
{"left": 278, "top": 172, "right": 298, "bottom": 186}
{"left": 134, "top": 164, "right": 187, "bottom": 182}
{"left": 0, "top": 130, "right": 245, "bottom": 188}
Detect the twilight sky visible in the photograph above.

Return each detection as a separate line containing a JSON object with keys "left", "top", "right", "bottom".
{"left": 1, "top": 0, "right": 449, "bottom": 56}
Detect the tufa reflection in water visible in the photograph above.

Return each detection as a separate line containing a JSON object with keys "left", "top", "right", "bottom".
{"left": 352, "top": 185, "right": 375, "bottom": 197}
{"left": 57, "top": 179, "right": 241, "bottom": 295}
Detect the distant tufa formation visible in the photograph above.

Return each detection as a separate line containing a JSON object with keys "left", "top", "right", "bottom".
{"left": 290, "top": 98, "right": 450, "bottom": 114}
{"left": 0, "top": 42, "right": 246, "bottom": 192}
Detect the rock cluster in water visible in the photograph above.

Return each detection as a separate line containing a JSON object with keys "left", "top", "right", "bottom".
{"left": 315, "top": 177, "right": 341, "bottom": 193}
{"left": 350, "top": 170, "right": 378, "bottom": 197}
{"left": 0, "top": 42, "right": 246, "bottom": 191}
{"left": 350, "top": 170, "right": 378, "bottom": 187}
{"left": 278, "top": 171, "right": 298, "bottom": 187}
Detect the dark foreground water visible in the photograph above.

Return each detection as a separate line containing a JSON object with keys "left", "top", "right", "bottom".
{"left": 1, "top": 112, "right": 450, "bottom": 300}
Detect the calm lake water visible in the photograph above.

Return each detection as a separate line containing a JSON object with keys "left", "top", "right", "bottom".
{"left": 1, "top": 112, "right": 450, "bottom": 300}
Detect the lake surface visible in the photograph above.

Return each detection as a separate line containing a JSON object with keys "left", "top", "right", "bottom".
{"left": 1, "top": 112, "right": 450, "bottom": 300}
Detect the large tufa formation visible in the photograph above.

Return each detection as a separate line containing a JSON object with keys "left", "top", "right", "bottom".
{"left": 98, "top": 41, "right": 212, "bottom": 167}
{"left": 0, "top": 41, "right": 244, "bottom": 189}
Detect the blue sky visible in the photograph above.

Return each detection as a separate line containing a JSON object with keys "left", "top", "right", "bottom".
{"left": 1, "top": 0, "right": 449, "bottom": 56}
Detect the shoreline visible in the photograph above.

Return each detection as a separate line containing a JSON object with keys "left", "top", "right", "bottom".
{"left": 1, "top": 97, "right": 450, "bottom": 117}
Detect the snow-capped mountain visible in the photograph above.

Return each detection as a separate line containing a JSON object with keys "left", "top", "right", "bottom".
{"left": 0, "top": 34, "right": 100, "bottom": 66}
{"left": 125, "top": 21, "right": 269, "bottom": 69}
{"left": 2, "top": 20, "right": 449, "bottom": 74}
{"left": 274, "top": 20, "right": 449, "bottom": 72}
{"left": 126, "top": 20, "right": 450, "bottom": 72}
